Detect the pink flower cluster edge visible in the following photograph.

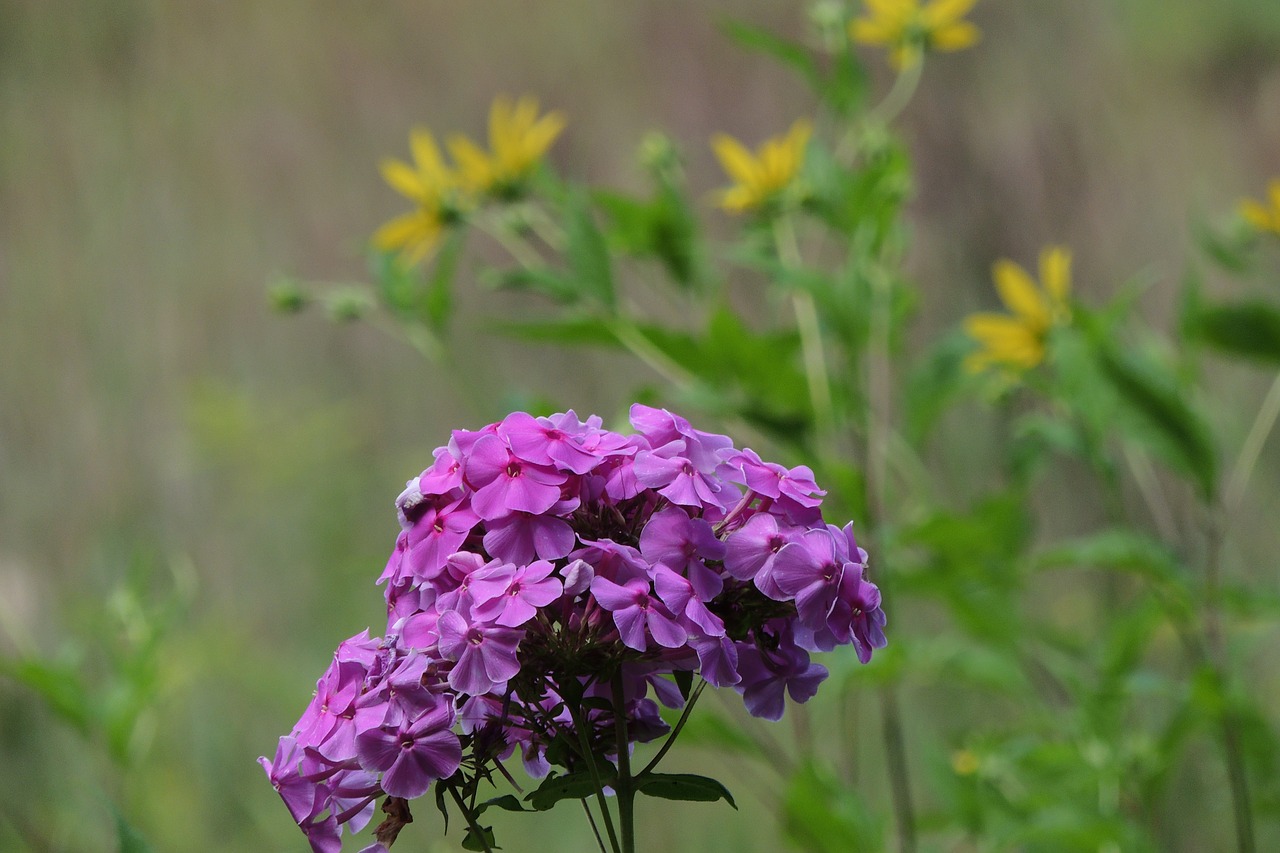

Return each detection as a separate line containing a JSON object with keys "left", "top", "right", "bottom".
{"left": 261, "top": 405, "right": 887, "bottom": 852}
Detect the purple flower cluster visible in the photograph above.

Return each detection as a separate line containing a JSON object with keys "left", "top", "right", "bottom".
{"left": 262, "top": 406, "right": 886, "bottom": 851}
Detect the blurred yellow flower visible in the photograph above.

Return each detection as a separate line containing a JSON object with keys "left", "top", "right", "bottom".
{"left": 951, "top": 749, "right": 981, "bottom": 776}
{"left": 964, "top": 247, "right": 1072, "bottom": 374}
{"left": 448, "top": 95, "right": 565, "bottom": 196}
{"left": 375, "top": 128, "right": 463, "bottom": 263}
{"left": 711, "top": 119, "right": 813, "bottom": 214}
{"left": 1239, "top": 180, "right": 1280, "bottom": 236}
{"left": 850, "top": 0, "right": 980, "bottom": 69}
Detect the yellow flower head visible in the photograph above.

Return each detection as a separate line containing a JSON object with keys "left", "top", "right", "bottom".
{"left": 850, "top": 0, "right": 980, "bottom": 69}
{"left": 1239, "top": 179, "right": 1280, "bottom": 236}
{"left": 711, "top": 119, "right": 813, "bottom": 214}
{"left": 374, "top": 128, "right": 465, "bottom": 263}
{"left": 964, "top": 246, "right": 1072, "bottom": 374}
{"left": 448, "top": 95, "right": 566, "bottom": 197}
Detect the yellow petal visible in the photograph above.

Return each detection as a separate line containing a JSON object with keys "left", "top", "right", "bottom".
{"left": 717, "top": 186, "right": 758, "bottom": 214}
{"left": 1241, "top": 199, "right": 1275, "bottom": 232}
{"left": 373, "top": 211, "right": 431, "bottom": 251}
{"left": 1039, "top": 246, "right": 1072, "bottom": 306}
{"left": 447, "top": 134, "right": 494, "bottom": 190}
{"left": 517, "top": 111, "right": 567, "bottom": 164}
{"left": 1268, "top": 179, "right": 1280, "bottom": 215}
{"left": 489, "top": 95, "right": 516, "bottom": 157}
{"left": 850, "top": 18, "right": 900, "bottom": 45}
{"left": 992, "top": 259, "right": 1050, "bottom": 328}
{"left": 922, "top": 0, "right": 977, "bottom": 27}
{"left": 380, "top": 158, "right": 427, "bottom": 200}
{"left": 409, "top": 128, "right": 450, "bottom": 188}
{"left": 867, "top": 0, "right": 916, "bottom": 18}
{"left": 930, "top": 21, "right": 980, "bottom": 51}
{"left": 711, "top": 134, "right": 762, "bottom": 188}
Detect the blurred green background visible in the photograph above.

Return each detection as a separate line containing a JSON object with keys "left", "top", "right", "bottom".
{"left": 2, "top": 1, "right": 1280, "bottom": 850}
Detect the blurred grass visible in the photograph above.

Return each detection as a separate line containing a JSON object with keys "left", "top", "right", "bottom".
{"left": 2, "top": 0, "right": 1279, "bottom": 850}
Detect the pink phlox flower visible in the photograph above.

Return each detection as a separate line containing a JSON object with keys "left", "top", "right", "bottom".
{"left": 770, "top": 528, "right": 848, "bottom": 628}
{"left": 465, "top": 433, "right": 569, "bottom": 520}
{"left": 735, "top": 641, "right": 828, "bottom": 721}
{"left": 355, "top": 697, "right": 462, "bottom": 799}
{"left": 260, "top": 736, "right": 328, "bottom": 824}
{"left": 687, "top": 633, "right": 741, "bottom": 687}
{"left": 482, "top": 501, "right": 578, "bottom": 565}
{"left": 639, "top": 507, "right": 726, "bottom": 599}
{"left": 731, "top": 448, "right": 825, "bottom": 507}
{"left": 632, "top": 447, "right": 732, "bottom": 511}
{"left": 629, "top": 404, "right": 735, "bottom": 473}
{"left": 432, "top": 551, "right": 487, "bottom": 615}
{"left": 723, "top": 512, "right": 800, "bottom": 597}
{"left": 571, "top": 538, "right": 649, "bottom": 585}
{"left": 653, "top": 564, "right": 725, "bottom": 637}
{"left": 590, "top": 575, "right": 687, "bottom": 651}
{"left": 417, "top": 447, "right": 464, "bottom": 496}
{"left": 403, "top": 497, "right": 480, "bottom": 582}
{"left": 469, "top": 559, "right": 565, "bottom": 627}
{"left": 499, "top": 411, "right": 601, "bottom": 474}
{"left": 436, "top": 610, "right": 524, "bottom": 695}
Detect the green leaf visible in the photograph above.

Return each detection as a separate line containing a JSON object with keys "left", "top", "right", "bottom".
{"left": 720, "top": 19, "right": 820, "bottom": 88}
{"left": 634, "top": 773, "right": 736, "bottom": 808}
{"left": 564, "top": 188, "right": 616, "bottom": 310}
{"left": 484, "top": 266, "right": 579, "bottom": 304}
{"left": 1187, "top": 300, "right": 1280, "bottom": 365}
{"left": 423, "top": 230, "right": 464, "bottom": 332}
{"left": 0, "top": 657, "right": 95, "bottom": 735}
{"left": 494, "top": 317, "right": 621, "bottom": 347}
{"left": 1095, "top": 345, "right": 1217, "bottom": 499}
{"left": 461, "top": 825, "right": 498, "bottom": 851}
{"left": 476, "top": 794, "right": 528, "bottom": 815}
{"left": 525, "top": 771, "right": 611, "bottom": 811}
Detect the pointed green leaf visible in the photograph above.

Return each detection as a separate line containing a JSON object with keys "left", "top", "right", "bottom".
{"left": 525, "top": 770, "right": 611, "bottom": 811}
{"left": 1188, "top": 300, "right": 1280, "bottom": 365}
{"left": 720, "top": 20, "right": 820, "bottom": 88}
{"left": 1096, "top": 346, "right": 1217, "bottom": 499}
{"left": 461, "top": 825, "right": 498, "bottom": 851}
{"left": 564, "top": 188, "right": 615, "bottom": 310}
{"left": 635, "top": 773, "right": 736, "bottom": 808}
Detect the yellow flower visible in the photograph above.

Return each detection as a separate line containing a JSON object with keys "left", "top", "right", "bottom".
{"left": 447, "top": 95, "right": 566, "bottom": 196}
{"left": 850, "top": 0, "right": 980, "bottom": 69}
{"left": 710, "top": 119, "right": 813, "bottom": 214}
{"left": 964, "top": 247, "right": 1072, "bottom": 374}
{"left": 374, "top": 128, "right": 463, "bottom": 263}
{"left": 1239, "top": 180, "right": 1280, "bottom": 236}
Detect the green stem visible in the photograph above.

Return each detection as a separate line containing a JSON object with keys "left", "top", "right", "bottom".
{"left": 581, "top": 800, "right": 609, "bottom": 853}
{"left": 774, "top": 217, "right": 837, "bottom": 451}
{"left": 1225, "top": 369, "right": 1280, "bottom": 522}
{"left": 607, "top": 317, "right": 697, "bottom": 388}
{"left": 611, "top": 674, "right": 636, "bottom": 853}
{"left": 866, "top": 262, "right": 917, "bottom": 853}
{"left": 640, "top": 680, "right": 707, "bottom": 776}
{"left": 567, "top": 699, "right": 622, "bottom": 853}
{"left": 1202, "top": 514, "right": 1256, "bottom": 853}
{"left": 446, "top": 782, "right": 495, "bottom": 853}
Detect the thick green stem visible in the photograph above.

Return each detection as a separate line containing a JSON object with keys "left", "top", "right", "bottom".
{"left": 774, "top": 217, "right": 837, "bottom": 452}
{"left": 611, "top": 674, "right": 636, "bottom": 853}
{"left": 566, "top": 698, "right": 622, "bottom": 853}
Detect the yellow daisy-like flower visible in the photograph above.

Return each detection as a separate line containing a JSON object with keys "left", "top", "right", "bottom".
{"left": 1239, "top": 179, "right": 1280, "bottom": 236}
{"left": 850, "top": 0, "right": 980, "bottom": 69}
{"left": 964, "top": 247, "right": 1072, "bottom": 374}
{"left": 710, "top": 119, "right": 813, "bottom": 214}
{"left": 447, "top": 95, "right": 566, "bottom": 197}
{"left": 374, "top": 128, "right": 464, "bottom": 263}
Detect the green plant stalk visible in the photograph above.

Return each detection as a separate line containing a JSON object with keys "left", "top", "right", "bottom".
{"left": 446, "top": 782, "right": 495, "bottom": 853}
{"left": 1202, "top": 515, "right": 1256, "bottom": 853}
{"left": 566, "top": 697, "right": 622, "bottom": 853}
{"left": 611, "top": 674, "right": 637, "bottom": 853}
{"left": 1224, "top": 369, "right": 1280, "bottom": 521}
{"left": 866, "top": 263, "right": 917, "bottom": 853}
{"left": 774, "top": 217, "right": 837, "bottom": 451}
